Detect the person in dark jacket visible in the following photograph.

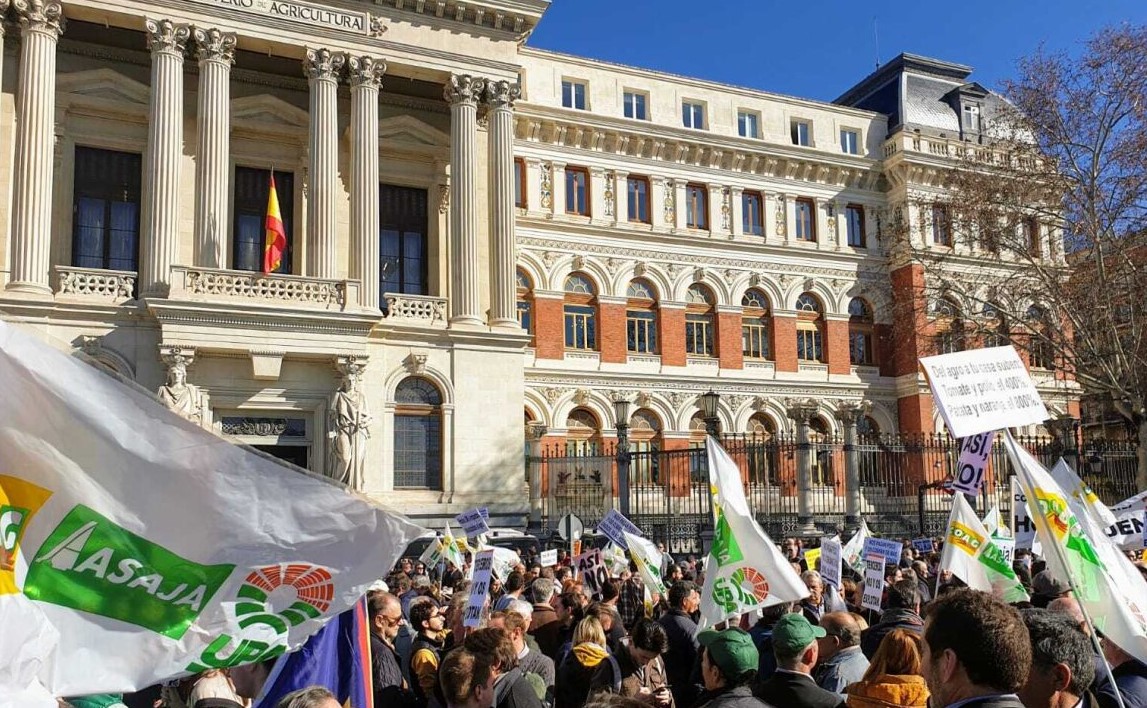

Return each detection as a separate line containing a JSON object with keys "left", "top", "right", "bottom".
{"left": 527, "top": 578, "right": 562, "bottom": 660}
{"left": 465, "top": 627, "right": 544, "bottom": 708}
{"left": 555, "top": 616, "right": 617, "bottom": 708}
{"left": 657, "top": 581, "right": 701, "bottom": 708}
{"left": 1097, "top": 632, "right": 1147, "bottom": 708}
{"left": 696, "top": 628, "right": 772, "bottom": 708}
{"left": 369, "top": 591, "right": 419, "bottom": 708}
{"left": 747, "top": 602, "right": 794, "bottom": 683}
{"left": 589, "top": 620, "right": 674, "bottom": 705}
{"left": 861, "top": 580, "right": 924, "bottom": 659}
{"left": 753, "top": 614, "right": 844, "bottom": 708}
{"left": 1018, "top": 609, "right": 1098, "bottom": 708}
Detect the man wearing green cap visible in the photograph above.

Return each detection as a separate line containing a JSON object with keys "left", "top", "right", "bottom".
{"left": 753, "top": 614, "right": 845, "bottom": 708}
{"left": 695, "top": 627, "right": 772, "bottom": 708}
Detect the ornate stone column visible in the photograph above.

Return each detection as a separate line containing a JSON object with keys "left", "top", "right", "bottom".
{"left": 486, "top": 79, "right": 520, "bottom": 327}
{"left": 304, "top": 48, "right": 345, "bottom": 279}
{"left": 347, "top": 55, "right": 385, "bottom": 310}
{"left": 139, "top": 19, "right": 190, "bottom": 298}
{"left": 786, "top": 398, "right": 819, "bottom": 534}
{"left": 6, "top": 0, "right": 63, "bottom": 295}
{"left": 444, "top": 74, "right": 485, "bottom": 326}
{"left": 192, "top": 28, "right": 236, "bottom": 270}
{"left": 525, "top": 421, "right": 548, "bottom": 533}
{"left": 835, "top": 400, "right": 872, "bottom": 529}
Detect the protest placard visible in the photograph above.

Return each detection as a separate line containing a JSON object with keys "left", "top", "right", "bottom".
{"left": 820, "top": 537, "right": 842, "bottom": 588}
{"left": 804, "top": 547, "right": 822, "bottom": 571}
{"left": 911, "top": 538, "right": 935, "bottom": 554}
{"left": 540, "top": 549, "right": 558, "bottom": 567}
{"left": 455, "top": 508, "right": 490, "bottom": 537}
{"left": 953, "top": 431, "right": 996, "bottom": 495}
{"left": 863, "top": 537, "right": 903, "bottom": 565}
{"left": 861, "top": 553, "right": 886, "bottom": 612}
{"left": 1012, "top": 478, "right": 1038, "bottom": 550}
{"left": 575, "top": 550, "right": 608, "bottom": 596}
{"left": 478, "top": 507, "right": 489, "bottom": 521}
{"left": 463, "top": 549, "right": 494, "bottom": 627}
{"left": 598, "top": 509, "right": 643, "bottom": 550}
{"left": 920, "top": 346, "right": 1049, "bottom": 438}
{"left": 994, "top": 536, "right": 1016, "bottom": 564}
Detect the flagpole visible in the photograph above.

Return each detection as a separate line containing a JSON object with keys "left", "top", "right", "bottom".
{"left": 1004, "top": 430, "right": 1126, "bottom": 708}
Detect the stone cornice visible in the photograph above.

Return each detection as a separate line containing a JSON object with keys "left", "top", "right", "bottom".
{"left": 373, "top": 0, "right": 547, "bottom": 40}
{"left": 524, "top": 373, "right": 897, "bottom": 400}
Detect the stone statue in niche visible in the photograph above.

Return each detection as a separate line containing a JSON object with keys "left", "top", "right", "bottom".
{"left": 327, "top": 362, "right": 372, "bottom": 489}
{"left": 157, "top": 354, "right": 203, "bottom": 424}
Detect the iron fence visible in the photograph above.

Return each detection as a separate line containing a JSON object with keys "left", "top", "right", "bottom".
{"left": 531, "top": 434, "right": 1140, "bottom": 553}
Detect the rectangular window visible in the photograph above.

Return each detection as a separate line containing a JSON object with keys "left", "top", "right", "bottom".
{"left": 962, "top": 103, "right": 981, "bottom": 132}
{"left": 685, "top": 314, "right": 713, "bottom": 356}
{"left": 394, "top": 414, "right": 441, "bottom": 489}
{"left": 846, "top": 204, "right": 866, "bottom": 247}
{"left": 686, "top": 183, "right": 709, "bottom": 229}
{"left": 565, "top": 166, "right": 590, "bottom": 216}
{"left": 682, "top": 101, "right": 705, "bottom": 129}
{"left": 564, "top": 305, "right": 596, "bottom": 349}
{"left": 517, "top": 301, "right": 532, "bottom": 333}
{"left": 850, "top": 332, "right": 873, "bottom": 365}
{"left": 795, "top": 198, "right": 816, "bottom": 242}
{"left": 791, "top": 120, "right": 811, "bottom": 146}
{"left": 234, "top": 166, "right": 294, "bottom": 274}
{"left": 380, "top": 184, "right": 429, "bottom": 299}
{"left": 840, "top": 129, "right": 859, "bottom": 154}
{"left": 72, "top": 146, "right": 142, "bottom": 273}
{"left": 627, "top": 310, "right": 657, "bottom": 353}
{"left": 797, "top": 328, "right": 823, "bottom": 361}
{"left": 742, "top": 191, "right": 763, "bottom": 236}
{"left": 561, "top": 80, "right": 586, "bottom": 110}
{"left": 514, "top": 158, "right": 526, "bottom": 209}
{"left": 1026, "top": 218, "right": 1040, "bottom": 255}
{"left": 742, "top": 319, "right": 770, "bottom": 359}
{"left": 623, "top": 91, "right": 648, "bottom": 120}
{"left": 627, "top": 176, "right": 650, "bottom": 223}
{"left": 932, "top": 205, "right": 951, "bottom": 246}
{"left": 737, "top": 111, "right": 759, "bottom": 138}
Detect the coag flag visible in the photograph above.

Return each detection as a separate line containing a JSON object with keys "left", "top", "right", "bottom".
{"left": 0, "top": 322, "right": 421, "bottom": 705}
{"left": 982, "top": 505, "right": 1012, "bottom": 539}
{"left": 700, "top": 436, "right": 807, "bottom": 625}
{"left": 842, "top": 519, "right": 871, "bottom": 575}
{"left": 624, "top": 531, "right": 666, "bottom": 597}
{"left": 254, "top": 599, "right": 373, "bottom": 708}
{"left": 941, "top": 494, "right": 1029, "bottom": 603}
{"left": 263, "top": 172, "right": 288, "bottom": 274}
{"left": 1048, "top": 459, "right": 1145, "bottom": 550}
{"left": 1004, "top": 432, "right": 1147, "bottom": 664}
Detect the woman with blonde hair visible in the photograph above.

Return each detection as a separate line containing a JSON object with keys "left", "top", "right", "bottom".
{"left": 843, "top": 629, "right": 930, "bottom": 708}
{"left": 555, "top": 616, "right": 618, "bottom": 708}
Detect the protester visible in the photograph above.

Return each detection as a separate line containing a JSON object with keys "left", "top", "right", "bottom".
{"left": 617, "top": 561, "right": 646, "bottom": 631}
{"left": 274, "top": 686, "right": 340, "bottom": 708}
{"left": 753, "top": 614, "right": 845, "bottom": 708}
{"left": 369, "top": 591, "right": 418, "bottom": 708}
{"left": 497, "top": 572, "right": 528, "bottom": 612}
{"left": 505, "top": 609, "right": 556, "bottom": 702}
{"left": 410, "top": 596, "right": 449, "bottom": 706}
{"left": 439, "top": 647, "right": 497, "bottom": 708}
{"left": 465, "top": 627, "right": 545, "bottom": 708}
{"left": 588, "top": 619, "right": 673, "bottom": 705}
{"left": 920, "top": 588, "right": 1031, "bottom": 708}
{"left": 799, "top": 570, "right": 843, "bottom": 624}
{"left": 861, "top": 580, "right": 924, "bottom": 659}
{"left": 749, "top": 602, "right": 795, "bottom": 683}
{"left": 555, "top": 616, "right": 618, "bottom": 708}
{"left": 910, "top": 561, "right": 933, "bottom": 603}
{"left": 1018, "top": 609, "right": 1097, "bottom": 708}
{"left": 1096, "top": 632, "right": 1147, "bottom": 708}
{"left": 694, "top": 628, "right": 768, "bottom": 708}
{"left": 843, "top": 629, "right": 929, "bottom": 708}
{"left": 587, "top": 600, "right": 627, "bottom": 648}
{"left": 813, "top": 612, "right": 870, "bottom": 695}
{"left": 658, "top": 581, "right": 702, "bottom": 708}
{"left": 1030, "top": 571, "right": 1071, "bottom": 609}
{"left": 554, "top": 590, "right": 589, "bottom": 662}
{"left": 529, "top": 578, "right": 563, "bottom": 659}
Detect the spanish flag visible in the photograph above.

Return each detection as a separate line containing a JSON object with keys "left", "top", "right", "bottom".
{"left": 263, "top": 172, "right": 288, "bottom": 274}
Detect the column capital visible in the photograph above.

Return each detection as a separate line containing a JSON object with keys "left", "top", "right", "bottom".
{"left": 444, "top": 74, "right": 485, "bottom": 106}
{"left": 14, "top": 0, "right": 63, "bottom": 36}
{"left": 784, "top": 397, "right": 819, "bottom": 424}
{"left": 144, "top": 18, "right": 190, "bottom": 55}
{"left": 192, "top": 27, "right": 236, "bottom": 64}
{"left": 303, "top": 47, "right": 345, "bottom": 81}
{"left": 347, "top": 55, "right": 386, "bottom": 89}
{"left": 485, "top": 79, "right": 521, "bottom": 110}
{"left": 834, "top": 399, "right": 872, "bottom": 425}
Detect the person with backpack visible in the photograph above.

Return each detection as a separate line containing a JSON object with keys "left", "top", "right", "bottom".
{"left": 409, "top": 597, "right": 448, "bottom": 707}
{"left": 464, "top": 627, "right": 544, "bottom": 708}
{"left": 555, "top": 616, "right": 619, "bottom": 708}
{"left": 588, "top": 619, "right": 674, "bottom": 706}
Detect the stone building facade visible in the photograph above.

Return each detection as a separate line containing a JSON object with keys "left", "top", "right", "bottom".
{"left": 0, "top": 0, "right": 1077, "bottom": 525}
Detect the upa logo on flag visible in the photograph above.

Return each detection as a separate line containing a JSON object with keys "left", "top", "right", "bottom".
{"left": 711, "top": 567, "right": 770, "bottom": 614}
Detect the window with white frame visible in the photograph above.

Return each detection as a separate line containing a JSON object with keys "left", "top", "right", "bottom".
{"left": 561, "top": 79, "right": 587, "bottom": 110}
{"left": 791, "top": 119, "right": 811, "bottom": 146}
{"left": 738, "top": 110, "right": 760, "bottom": 138}
{"left": 840, "top": 128, "right": 860, "bottom": 154}
{"left": 682, "top": 100, "right": 706, "bottom": 129}
{"left": 623, "top": 90, "right": 648, "bottom": 120}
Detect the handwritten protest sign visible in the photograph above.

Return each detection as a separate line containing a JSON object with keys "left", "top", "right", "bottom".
{"left": 820, "top": 537, "right": 842, "bottom": 588}
{"left": 920, "top": 346, "right": 1049, "bottom": 438}
{"left": 455, "top": 508, "right": 490, "bottom": 537}
{"left": 953, "top": 431, "right": 996, "bottom": 496}
{"left": 575, "top": 550, "right": 608, "bottom": 596}
{"left": 598, "top": 509, "right": 643, "bottom": 550}
{"left": 861, "top": 553, "right": 885, "bottom": 612}
{"left": 863, "top": 537, "right": 903, "bottom": 565}
{"left": 540, "top": 549, "right": 558, "bottom": 567}
{"left": 463, "top": 549, "right": 494, "bottom": 627}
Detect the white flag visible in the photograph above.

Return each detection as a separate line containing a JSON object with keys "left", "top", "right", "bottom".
{"left": 982, "top": 505, "right": 1012, "bottom": 539}
{"left": 442, "top": 522, "right": 465, "bottom": 569}
{"left": 624, "top": 531, "right": 666, "bottom": 596}
{"left": 0, "top": 322, "right": 421, "bottom": 703}
{"left": 700, "top": 437, "right": 807, "bottom": 624}
{"left": 1004, "top": 432, "right": 1147, "bottom": 664}
{"left": 1048, "top": 459, "right": 1145, "bottom": 550}
{"left": 941, "top": 494, "right": 1029, "bottom": 603}
{"left": 842, "top": 519, "right": 871, "bottom": 574}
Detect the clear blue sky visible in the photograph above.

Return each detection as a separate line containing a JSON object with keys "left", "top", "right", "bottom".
{"left": 528, "top": 1, "right": 1147, "bottom": 103}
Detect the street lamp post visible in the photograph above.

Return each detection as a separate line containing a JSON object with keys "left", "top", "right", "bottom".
{"left": 700, "top": 390, "right": 721, "bottom": 437}
{"left": 614, "top": 396, "right": 632, "bottom": 518}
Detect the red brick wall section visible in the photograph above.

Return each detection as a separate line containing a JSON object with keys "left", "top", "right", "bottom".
{"left": 889, "top": 264, "right": 929, "bottom": 377}
{"left": 898, "top": 394, "right": 935, "bottom": 435}
{"left": 660, "top": 438, "right": 692, "bottom": 497}
{"left": 876, "top": 323, "right": 894, "bottom": 377}
{"left": 534, "top": 297, "right": 565, "bottom": 360}
{"left": 599, "top": 302, "right": 628, "bottom": 364}
{"left": 716, "top": 311, "right": 744, "bottom": 370}
{"left": 659, "top": 307, "right": 686, "bottom": 367}
{"left": 773, "top": 315, "right": 798, "bottom": 372}
{"left": 825, "top": 319, "right": 851, "bottom": 375}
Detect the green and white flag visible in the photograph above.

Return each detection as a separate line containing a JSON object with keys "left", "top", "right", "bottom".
{"left": 624, "top": 531, "right": 666, "bottom": 596}
{"left": 442, "top": 522, "right": 465, "bottom": 569}
{"left": 982, "top": 505, "right": 1012, "bottom": 539}
{"left": 941, "top": 493, "right": 1029, "bottom": 603}
{"left": 700, "top": 436, "right": 807, "bottom": 624}
{"left": 1004, "top": 432, "right": 1147, "bottom": 664}
{"left": 0, "top": 322, "right": 421, "bottom": 706}
{"left": 842, "top": 519, "right": 872, "bottom": 574}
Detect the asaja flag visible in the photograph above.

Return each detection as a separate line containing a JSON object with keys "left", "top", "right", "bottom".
{"left": 624, "top": 531, "right": 666, "bottom": 597}
{"left": 700, "top": 436, "right": 807, "bottom": 624}
{"left": 263, "top": 172, "right": 288, "bottom": 273}
{"left": 0, "top": 322, "right": 421, "bottom": 704}
{"left": 842, "top": 519, "right": 871, "bottom": 575}
{"left": 1004, "top": 431, "right": 1147, "bottom": 664}
{"left": 941, "top": 494, "right": 1029, "bottom": 603}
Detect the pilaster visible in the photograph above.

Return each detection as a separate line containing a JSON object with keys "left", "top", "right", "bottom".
{"left": 444, "top": 74, "right": 485, "bottom": 326}
{"left": 486, "top": 79, "right": 520, "bottom": 327}
{"left": 192, "top": 27, "right": 236, "bottom": 270}
{"left": 347, "top": 55, "right": 386, "bottom": 310}
{"left": 304, "top": 47, "right": 345, "bottom": 279}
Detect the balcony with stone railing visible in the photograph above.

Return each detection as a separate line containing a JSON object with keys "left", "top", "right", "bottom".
{"left": 55, "top": 266, "right": 136, "bottom": 304}
{"left": 382, "top": 292, "right": 448, "bottom": 328}
{"left": 168, "top": 266, "right": 360, "bottom": 311}
{"left": 881, "top": 133, "right": 1039, "bottom": 170}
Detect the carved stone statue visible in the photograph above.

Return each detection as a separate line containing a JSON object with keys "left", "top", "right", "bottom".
{"left": 157, "top": 355, "right": 203, "bottom": 423}
{"left": 328, "top": 361, "right": 372, "bottom": 489}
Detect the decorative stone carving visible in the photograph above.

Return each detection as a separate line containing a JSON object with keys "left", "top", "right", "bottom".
{"left": 635, "top": 391, "right": 653, "bottom": 408}
{"left": 720, "top": 187, "right": 731, "bottom": 230}
{"left": 437, "top": 181, "right": 450, "bottom": 214}
{"left": 693, "top": 267, "right": 706, "bottom": 283}
{"left": 666, "top": 391, "right": 691, "bottom": 409}
{"left": 192, "top": 27, "right": 236, "bottom": 63}
{"left": 663, "top": 180, "right": 676, "bottom": 224}
{"left": 541, "top": 387, "right": 566, "bottom": 405}
{"left": 725, "top": 394, "right": 750, "bottom": 412}
{"left": 752, "top": 396, "right": 770, "bottom": 412}
{"left": 603, "top": 171, "right": 615, "bottom": 217}
{"left": 347, "top": 55, "right": 386, "bottom": 89}
{"left": 303, "top": 48, "right": 345, "bottom": 80}
{"left": 541, "top": 251, "right": 560, "bottom": 268}
{"left": 369, "top": 14, "right": 388, "bottom": 36}
{"left": 14, "top": 0, "right": 64, "bottom": 34}
{"left": 571, "top": 255, "right": 585, "bottom": 271}
{"left": 157, "top": 347, "right": 203, "bottom": 423}
{"left": 540, "top": 162, "right": 553, "bottom": 209}
{"left": 525, "top": 421, "right": 548, "bottom": 441}
{"left": 774, "top": 194, "right": 787, "bottom": 237}
{"left": 834, "top": 400, "right": 872, "bottom": 426}
{"left": 633, "top": 262, "right": 647, "bottom": 277}
{"left": 403, "top": 351, "right": 428, "bottom": 375}
{"left": 784, "top": 398, "right": 819, "bottom": 424}
{"left": 485, "top": 79, "right": 521, "bottom": 108}
{"left": 328, "top": 355, "right": 372, "bottom": 490}
{"left": 443, "top": 73, "right": 485, "bottom": 105}
{"left": 573, "top": 388, "right": 590, "bottom": 405}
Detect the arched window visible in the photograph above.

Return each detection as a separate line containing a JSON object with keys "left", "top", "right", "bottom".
{"left": 1027, "top": 305, "right": 1054, "bottom": 369}
{"left": 741, "top": 289, "right": 772, "bottom": 360}
{"left": 747, "top": 413, "right": 776, "bottom": 441}
{"left": 795, "top": 293, "right": 824, "bottom": 362}
{"left": 688, "top": 411, "right": 717, "bottom": 483}
{"left": 626, "top": 279, "right": 658, "bottom": 354}
{"left": 563, "top": 273, "right": 597, "bottom": 350}
{"left": 982, "top": 303, "right": 1009, "bottom": 348}
{"left": 848, "top": 297, "right": 875, "bottom": 366}
{"left": 516, "top": 269, "right": 533, "bottom": 334}
{"left": 746, "top": 413, "right": 778, "bottom": 486}
{"left": 935, "top": 297, "right": 965, "bottom": 354}
{"left": 685, "top": 284, "right": 716, "bottom": 356}
{"left": 857, "top": 415, "right": 880, "bottom": 438}
{"left": 394, "top": 377, "right": 443, "bottom": 490}
{"left": 809, "top": 416, "right": 833, "bottom": 486}
{"left": 629, "top": 409, "right": 662, "bottom": 485}
{"left": 565, "top": 408, "right": 601, "bottom": 456}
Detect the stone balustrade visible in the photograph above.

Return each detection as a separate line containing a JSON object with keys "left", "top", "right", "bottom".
{"left": 169, "top": 265, "right": 359, "bottom": 310}
{"left": 55, "top": 266, "right": 136, "bottom": 302}
{"left": 383, "top": 292, "right": 448, "bottom": 327}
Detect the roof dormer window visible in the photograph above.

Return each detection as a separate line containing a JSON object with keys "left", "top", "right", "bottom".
{"left": 961, "top": 102, "right": 981, "bottom": 133}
